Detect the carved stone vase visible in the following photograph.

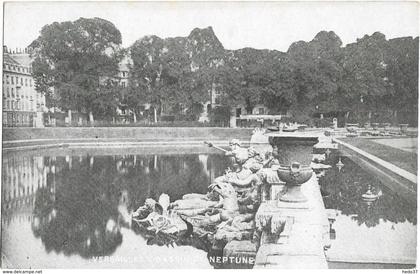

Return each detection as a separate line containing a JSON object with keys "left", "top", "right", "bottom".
{"left": 277, "top": 162, "right": 312, "bottom": 203}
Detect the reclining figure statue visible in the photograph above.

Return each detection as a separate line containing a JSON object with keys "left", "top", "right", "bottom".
{"left": 132, "top": 180, "right": 259, "bottom": 242}
{"left": 213, "top": 139, "right": 265, "bottom": 188}
{"left": 132, "top": 139, "right": 282, "bottom": 248}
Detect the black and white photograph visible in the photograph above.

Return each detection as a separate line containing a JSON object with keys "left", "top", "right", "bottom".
{"left": 1, "top": 1, "right": 418, "bottom": 270}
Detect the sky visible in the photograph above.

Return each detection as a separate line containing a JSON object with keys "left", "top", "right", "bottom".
{"left": 3, "top": 1, "right": 419, "bottom": 52}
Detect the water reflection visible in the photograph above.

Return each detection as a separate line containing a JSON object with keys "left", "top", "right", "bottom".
{"left": 319, "top": 157, "right": 416, "bottom": 227}
{"left": 2, "top": 152, "right": 229, "bottom": 267}
{"left": 319, "top": 156, "right": 417, "bottom": 264}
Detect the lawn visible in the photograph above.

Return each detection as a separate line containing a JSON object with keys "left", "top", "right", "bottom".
{"left": 338, "top": 137, "right": 417, "bottom": 175}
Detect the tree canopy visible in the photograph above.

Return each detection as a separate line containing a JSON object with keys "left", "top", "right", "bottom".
{"left": 31, "top": 19, "right": 418, "bottom": 125}
{"left": 30, "top": 17, "right": 124, "bottom": 121}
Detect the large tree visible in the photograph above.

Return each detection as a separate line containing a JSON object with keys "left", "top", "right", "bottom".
{"left": 286, "top": 31, "right": 344, "bottom": 121}
{"left": 129, "top": 27, "right": 228, "bottom": 122}
{"left": 340, "top": 32, "right": 391, "bottom": 123}
{"left": 30, "top": 17, "right": 123, "bottom": 123}
{"left": 383, "top": 37, "right": 419, "bottom": 125}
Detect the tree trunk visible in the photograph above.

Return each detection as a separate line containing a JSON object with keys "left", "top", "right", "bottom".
{"left": 89, "top": 111, "right": 94, "bottom": 126}
{"left": 344, "top": 111, "right": 350, "bottom": 126}
{"left": 393, "top": 110, "right": 398, "bottom": 126}
{"left": 153, "top": 108, "right": 157, "bottom": 123}
{"left": 133, "top": 112, "right": 137, "bottom": 123}
{"left": 68, "top": 110, "right": 72, "bottom": 125}
{"left": 229, "top": 107, "right": 237, "bottom": 128}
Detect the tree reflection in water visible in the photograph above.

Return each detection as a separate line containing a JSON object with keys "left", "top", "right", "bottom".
{"left": 30, "top": 153, "right": 229, "bottom": 258}
{"left": 32, "top": 156, "right": 123, "bottom": 258}
{"left": 319, "top": 157, "right": 416, "bottom": 227}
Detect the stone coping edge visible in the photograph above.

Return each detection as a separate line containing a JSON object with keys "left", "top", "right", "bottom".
{"left": 333, "top": 138, "right": 417, "bottom": 184}
{"left": 2, "top": 140, "right": 251, "bottom": 151}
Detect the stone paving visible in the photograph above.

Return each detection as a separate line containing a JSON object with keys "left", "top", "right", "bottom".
{"left": 254, "top": 174, "right": 329, "bottom": 268}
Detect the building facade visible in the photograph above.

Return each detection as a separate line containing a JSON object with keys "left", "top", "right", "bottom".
{"left": 2, "top": 47, "right": 46, "bottom": 127}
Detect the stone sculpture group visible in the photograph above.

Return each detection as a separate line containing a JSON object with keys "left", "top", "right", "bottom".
{"left": 131, "top": 138, "right": 321, "bottom": 263}
{"left": 132, "top": 139, "right": 284, "bottom": 249}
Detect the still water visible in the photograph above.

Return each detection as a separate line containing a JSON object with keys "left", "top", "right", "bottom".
{"left": 1, "top": 148, "right": 231, "bottom": 268}
{"left": 319, "top": 156, "right": 417, "bottom": 267}
{"left": 1, "top": 147, "right": 417, "bottom": 268}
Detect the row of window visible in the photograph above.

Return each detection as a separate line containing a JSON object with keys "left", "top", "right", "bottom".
{"left": 3, "top": 74, "right": 33, "bottom": 87}
{"left": 3, "top": 86, "right": 36, "bottom": 100}
{"left": 2, "top": 100, "right": 36, "bottom": 111}
{"left": 3, "top": 64, "right": 32, "bottom": 74}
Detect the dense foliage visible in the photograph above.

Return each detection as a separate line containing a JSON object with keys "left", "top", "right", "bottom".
{"left": 31, "top": 18, "right": 418, "bottom": 125}
{"left": 30, "top": 17, "right": 124, "bottom": 122}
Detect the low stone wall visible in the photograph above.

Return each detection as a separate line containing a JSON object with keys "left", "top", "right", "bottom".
{"left": 3, "top": 127, "right": 254, "bottom": 142}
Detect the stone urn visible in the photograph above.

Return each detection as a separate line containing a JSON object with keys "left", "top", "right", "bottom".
{"left": 277, "top": 162, "right": 313, "bottom": 203}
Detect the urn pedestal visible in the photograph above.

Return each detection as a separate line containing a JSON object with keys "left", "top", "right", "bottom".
{"left": 276, "top": 162, "right": 313, "bottom": 203}
{"left": 268, "top": 136, "right": 317, "bottom": 204}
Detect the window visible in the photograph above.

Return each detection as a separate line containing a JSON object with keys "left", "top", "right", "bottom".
{"left": 6, "top": 75, "right": 9, "bottom": 84}
{"left": 18, "top": 67, "right": 20, "bottom": 72}
{"left": 121, "top": 82, "right": 126, "bottom": 88}
{"left": 11, "top": 76, "right": 14, "bottom": 85}
{"left": 7, "top": 101, "right": 10, "bottom": 110}
{"left": 20, "top": 78, "right": 23, "bottom": 86}
{"left": 25, "top": 79, "right": 28, "bottom": 86}
{"left": 29, "top": 79, "right": 32, "bottom": 87}
{"left": 11, "top": 88, "right": 14, "bottom": 97}
{"left": 6, "top": 87, "right": 10, "bottom": 97}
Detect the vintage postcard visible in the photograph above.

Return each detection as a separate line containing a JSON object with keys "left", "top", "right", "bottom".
{"left": 1, "top": 1, "right": 418, "bottom": 270}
